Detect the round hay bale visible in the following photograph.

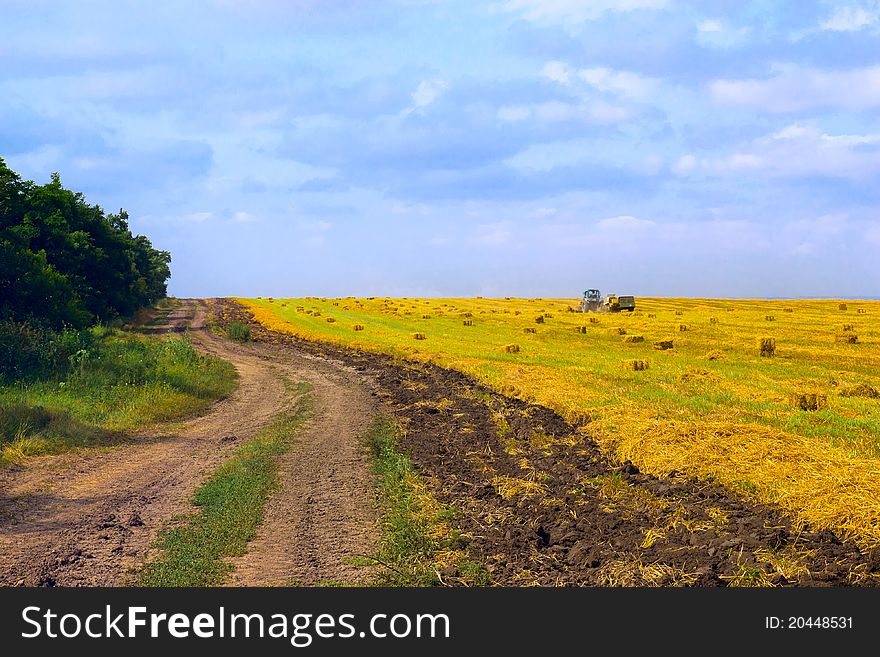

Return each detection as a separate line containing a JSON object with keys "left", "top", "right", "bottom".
{"left": 535, "top": 316, "right": 545, "bottom": 324}
{"left": 422, "top": 314, "right": 432, "bottom": 319}
{"left": 352, "top": 325, "right": 364, "bottom": 331}
{"left": 835, "top": 334, "right": 859, "bottom": 344}
{"left": 677, "top": 324, "right": 688, "bottom": 332}
{"left": 326, "top": 317, "right": 336, "bottom": 323}
{"left": 612, "top": 327, "right": 627, "bottom": 335}
{"left": 757, "top": 337, "right": 776, "bottom": 357}
{"left": 858, "top": 308, "right": 867, "bottom": 314}
{"left": 709, "top": 317, "right": 718, "bottom": 324}
{"left": 842, "top": 324, "right": 855, "bottom": 332}
{"left": 839, "top": 303, "right": 848, "bottom": 311}
{"left": 783, "top": 308, "right": 793, "bottom": 313}
{"left": 623, "top": 335, "right": 645, "bottom": 343}
{"left": 588, "top": 317, "right": 600, "bottom": 324}
{"left": 463, "top": 320, "right": 473, "bottom": 326}
{"left": 504, "top": 344, "right": 521, "bottom": 354}
{"left": 765, "top": 315, "right": 775, "bottom": 321}
{"left": 653, "top": 340, "right": 674, "bottom": 350}
{"left": 675, "top": 311, "right": 683, "bottom": 316}
{"left": 574, "top": 326, "right": 587, "bottom": 334}
{"left": 523, "top": 327, "right": 537, "bottom": 334}
{"left": 647, "top": 313, "right": 656, "bottom": 319}
{"left": 625, "top": 359, "right": 649, "bottom": 371}
{"left": 412, "top": 333, "right": 427, "bottom": 340}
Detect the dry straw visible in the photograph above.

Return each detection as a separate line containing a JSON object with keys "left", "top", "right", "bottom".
{"left": 709, "top": 317, "right": 718, "bottom": 324}
{"left": 613, "top": 327, "right": 627, "bottom": 335}
{"left": 352, "top": 325, "right": 364, "bottom": 331}
{"left": 574, "top": 326, "right": 587, "bottom": 334}
{"left": 504, "top": 344, "right": 521, "bottom": 353}
{"left": 838, "top": 384, "right": 878, "bottom": 398}
{"left": 412, "top": 333, "right": 426, "bottom": 340}
{"left": 623, "top": 335, "right": 645, "bottom": 343}
{"left": 784, "top": 308, "right": 793, "bottom": 313}
{"left": 839, "top": 303, "right": 848, "bottom": 311}
{"left": 790, "top": 393, "right": 829, "bottom": 411}
{"left": 675, "top": 311, "right": 683, "bottom": 316}
{"left": 835, "top": 334, "right": 859, "bottom": 344}
{"left": 625, "top": 359, "right": 649, "bottom": 371}
{"left": 463, "top": 320, "right": 473, "bottom": 326}
{"left": 523, "top": 327, "right": 537, "bottom": 334}
{"left": 765, "top": 315, "right": 775, "bottom": 321}
{"left": 326, "top": 317, "right": 336, "bottom": 323}
{"left": 842, "top": 324, "right": 854, "bottom": 332}
{"left": 535, "top": 316, "right": 544, "bottom": 324}
{"left": 706, "top": 350, "right": 725, "bottom": 361}
{"left": 757, "top": 337, "right": 776, "bottom": 357}
{"left": 422, "top": 314, "right": 431, "bottom": 319}
{"left": 653, "top": 340, "right": 674, "bottom": 350}
{"left": 647, "top": 313, "right": 656, "bottom": 319}
{"left": 677, "top": 324, "right": 688, "bottom": 332}
{"left": 589, "top": 317, "right": 600, "bottom": 324}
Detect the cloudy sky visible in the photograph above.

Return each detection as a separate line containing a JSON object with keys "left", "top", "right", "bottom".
{"left": 3, "top": 0, "right": 880, "bottom": 298}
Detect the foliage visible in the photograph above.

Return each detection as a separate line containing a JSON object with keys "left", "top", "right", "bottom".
{"left": 225, "top": 321, "right": 251, "bottom": 342}
{"left": 0, "top": 157, "right": 170, "bottom": 330}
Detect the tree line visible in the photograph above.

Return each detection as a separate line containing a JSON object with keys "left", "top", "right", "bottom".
{"left": 0, "top": 156, "right": 170, "bottom": 329}
{"left": 0, "top": 157, "right": 171, "bottom": 379}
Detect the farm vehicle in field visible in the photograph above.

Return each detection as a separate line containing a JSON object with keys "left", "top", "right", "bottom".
{"left": 579, "top": 290, "right": 636, "bottom": 313}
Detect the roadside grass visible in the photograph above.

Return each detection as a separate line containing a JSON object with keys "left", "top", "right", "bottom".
{"left": 0, "top": 330, "right": 237, "bottom": 465}
{"left": 225, "top": 321, "right": 251, "bottom": 342}
{"left": 364, "top": 417, "right": 488, "bottom": 586}
{"left": 139, "top": 382, "right": 312, "bottom": 587}
{"left": 243, "top": 296, "right": 880, "bottom": 550}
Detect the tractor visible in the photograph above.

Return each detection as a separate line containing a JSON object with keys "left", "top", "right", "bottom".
{"left": 580, "top": 290, "right": 636, "bottom": 313}
{"left": 579, "top": 289, "right": 603, "bottom": 312}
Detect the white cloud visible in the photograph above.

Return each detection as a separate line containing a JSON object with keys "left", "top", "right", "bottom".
{"left": 697, "top": 19, "right": 723, "bottom": 32}
{"left": 819, "top": 4, "right": 880, "bottom": 31}
{"left": 528, "top": 207, "right": 558, "bottom": 219}
{"left": 498, "top": 0, "right": 667, "bottom": 25}
{"left": 541, "top": 61, "right": 573, "bottom": 85}
{"left": 672, "top": 154, "right": 696, "bottom": 176}
{"left": 543, "top": 61, "right": 659, "bottom": 101}
{"left": 496, "top": 100, "right": 630, "bottom": 125}
{"left": 576, "top": 67, "right": 659, "bottom": 100}
{"left": 704, "top": 123, "right": 880, "bottom": 180}
{"left": 596, "top": 215, "right": 656, "bottom": 231}
{"left": 184, "top": 211, "right": 213, "bottom": 222}
{"left": 710, "top": 64, "right": 880, "bottom": 112}
{"left": 474, "top": 221, "right": 512, "bottom": 246}
{"left": 400, "top": 79, "right": 448, "bottom": 116}
{"left": 231, "top": 211, "right": 256, "bottom": 222}
{"left": 298, "top": 219, "right": 333, "bottom": 231}
{"left": 695, "top": 19, "right": 751, "bottom": 49}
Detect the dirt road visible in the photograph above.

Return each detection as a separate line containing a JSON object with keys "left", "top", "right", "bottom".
{"left": 0, "top": 300, "right": 378, "bottom": 586}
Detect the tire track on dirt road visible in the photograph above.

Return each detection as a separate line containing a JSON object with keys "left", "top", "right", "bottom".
{"left": 0, "top": 299, "right": 378, "bottom": 586}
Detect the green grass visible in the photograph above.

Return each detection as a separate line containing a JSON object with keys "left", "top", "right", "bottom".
{"left": 365, "top": 417, "right": 489, "bottom": 587}
{"left": 0, "top": 330, "right": 237, "bottom": 464}
{"left": 139, "top": 383, "right": 312, "bottom": 587}
{"left": 226, "top": 321, "right": 251, "bottom": 342}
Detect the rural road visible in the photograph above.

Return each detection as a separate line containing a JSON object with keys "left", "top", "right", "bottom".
{"left": 0, "top": 299, "right": 378, "bottom": 586}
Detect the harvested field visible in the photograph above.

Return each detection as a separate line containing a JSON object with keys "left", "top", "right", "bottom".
{"left": 240, "top": 296, "right": 880, "bottom": 554}
{"left": 221, "top": 300, "right": 880, "bottom": 586}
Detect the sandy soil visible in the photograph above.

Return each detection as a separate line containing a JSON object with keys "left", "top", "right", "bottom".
{"left": 0, "top": 299, "right": 378, "bottom": 586}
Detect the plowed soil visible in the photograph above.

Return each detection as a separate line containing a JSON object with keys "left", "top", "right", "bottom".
{"left": 218, "top": 299, "right": 880, "bottom": 587}
{"left": 0, "top": 300, "right": 378, "bottom": 587}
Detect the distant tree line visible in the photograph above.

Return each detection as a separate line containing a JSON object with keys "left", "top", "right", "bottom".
{"left": 0, "top": 157, "right": 171, "bottom": 379}
{"left": 0, "top": 157, "right": 170, "bottom": 329}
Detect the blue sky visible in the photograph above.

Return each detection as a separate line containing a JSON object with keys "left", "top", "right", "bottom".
{"left": 3, "top": 0, "right": 880, "bottom": 298}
